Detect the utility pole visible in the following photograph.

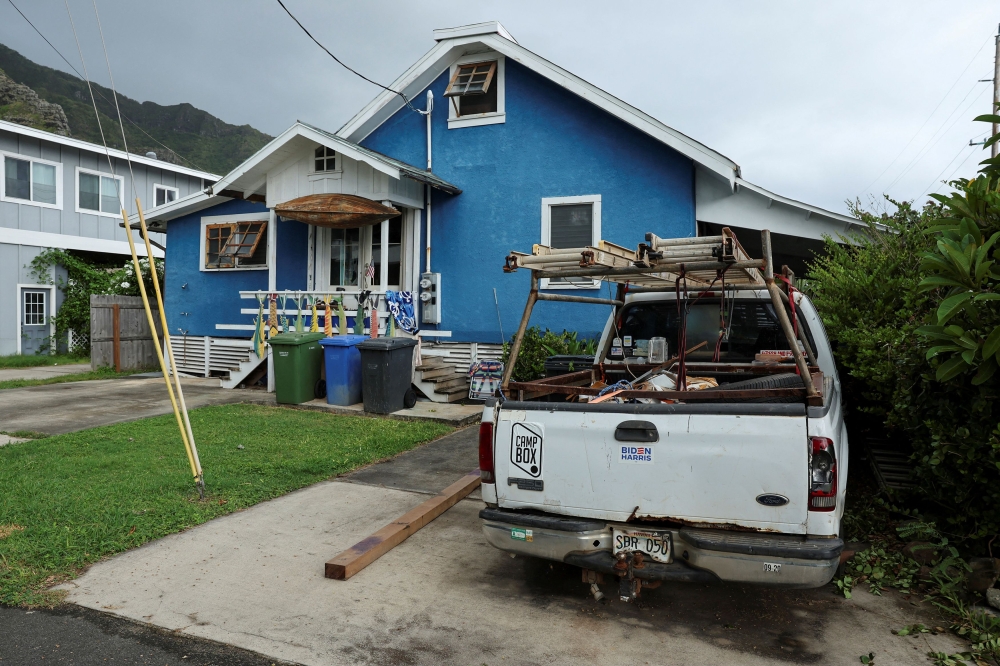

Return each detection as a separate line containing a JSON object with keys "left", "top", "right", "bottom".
{"left": 994, "top": 22, "right": 1000, "bottom": 158}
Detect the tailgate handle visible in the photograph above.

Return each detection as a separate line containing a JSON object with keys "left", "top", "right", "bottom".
{"left": 615, "top": 420, "right": 659, "bottom": 442}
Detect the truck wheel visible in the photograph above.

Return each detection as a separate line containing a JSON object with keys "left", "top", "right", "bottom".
{"left": 716, "top": 372, "right": 803, "bottom": 402}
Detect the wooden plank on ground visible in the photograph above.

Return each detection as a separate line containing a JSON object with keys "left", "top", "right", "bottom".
{"left": 325, "top": 469, "right": 481, "bottom": 580}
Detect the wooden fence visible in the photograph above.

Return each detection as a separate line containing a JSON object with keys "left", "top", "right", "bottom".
{"left": 90, "top": 295, "right": 161, "bottom": 371}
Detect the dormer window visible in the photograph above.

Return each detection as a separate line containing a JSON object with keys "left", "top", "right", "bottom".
{"left": 445, "top": 61, "right": 498, "bottom": 117}
{"left": 314, "top": 146, "right": 337, "bottom": 172}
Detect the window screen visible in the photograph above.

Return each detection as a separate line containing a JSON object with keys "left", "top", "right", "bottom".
{"left": 550, "top": 204, "right": 593, "bottom": 248}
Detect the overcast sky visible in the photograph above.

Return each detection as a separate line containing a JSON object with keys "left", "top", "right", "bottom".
{"left": 1, "top": 0, "right": 997, "bottom": 215}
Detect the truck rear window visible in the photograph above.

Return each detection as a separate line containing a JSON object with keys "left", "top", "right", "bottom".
{"left": 612, "top": 299, "right": 815, "bottom": 362}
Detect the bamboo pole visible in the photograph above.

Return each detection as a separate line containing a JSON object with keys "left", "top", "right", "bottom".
{"left": 761, "top": 230, "right": 817, "bottom": 398}
{"left": 135, "top": 200, "right": 203, "bottom": 492}
{"left": 119, "top": 206, "right": 202, "bottom": 490}
{"left": 501, "top": 271, "right": 539, "bottom": 390}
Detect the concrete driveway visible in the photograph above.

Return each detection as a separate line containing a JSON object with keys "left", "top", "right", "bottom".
{"left": 0, "top": 363, "right": 92, "bottom": 382}
{"left": 0, "top": 376, "right": 272, "bottom": 435}
{"left": 55, "top": 427, "right": 967, "bottom": 666}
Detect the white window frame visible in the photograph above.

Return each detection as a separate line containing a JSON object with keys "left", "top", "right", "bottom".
{"left": 22, "top": 288, "right": 47, "bottom": 326}
{"left": 15, "top": 283, "right": 56, "bottom": 355}
{"left": 152, "top": 183, "right": 179, "bottom": 208}
{"left": 310, "top": 145, "right": 341, "bottom": 175}
{"left": 447, "top": 52, "right": 505, "bottom": 130}
{"left": 0, "top": 151, "right": 63, "bottom": 210}
{"left": 199, "top": 212, "right": 270, "bottom": 272}
{"left": 540, "top": 194, "right": 602, "bottom": 290}
{"left": 75, "top": 166, "right": 125, "bottom": 218}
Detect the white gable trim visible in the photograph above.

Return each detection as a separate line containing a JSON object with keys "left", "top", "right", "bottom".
{"left": 209, "top": 123, "right": 401, "bottom": 197}
{"left": 336, "top": 33, "right": 740, "bottom": 186}
{"left": 0, "top": 119, "right": 218, "bottom": 181}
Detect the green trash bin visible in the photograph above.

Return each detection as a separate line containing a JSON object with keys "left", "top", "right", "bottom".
{"left": 269, "top": 332, "right": 326, "bottom": 404}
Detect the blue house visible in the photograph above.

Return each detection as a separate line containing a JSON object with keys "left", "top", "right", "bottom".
{"left": 137, "top": 21, "right": 861, "bottom": 399}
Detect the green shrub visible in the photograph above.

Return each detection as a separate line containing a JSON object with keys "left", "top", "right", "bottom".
{"left": 501, "top": 327, "right": 597, "bottom": 382}
{"left": 808, "top": 107, "right": 1000, "bottom": 550}
{"left": 29, "top": 249, "right": 163, "bottom": 355}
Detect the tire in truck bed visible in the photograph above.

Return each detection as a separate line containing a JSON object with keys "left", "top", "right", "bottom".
{"left": 715, "top": 372, "right": 804, "bottom": 402}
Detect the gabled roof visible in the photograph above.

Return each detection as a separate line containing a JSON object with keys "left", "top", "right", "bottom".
{"left": 336, "top": 22, "right": 741, "bottom": 186}
{"left": 0, "top": 119, "right": 219, "bottom": 181}
{"left": 134, "top": 121, "right": 460, "bottom": 229}
{"left": 206, "top": 121, "right": 460, "bottom": 197}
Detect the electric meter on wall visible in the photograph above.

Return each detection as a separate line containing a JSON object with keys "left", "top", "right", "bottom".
{"left": 419, "top": 272, "right": 441, "bottom": 324}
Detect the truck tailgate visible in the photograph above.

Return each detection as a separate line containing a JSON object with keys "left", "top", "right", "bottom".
{"left": 494, "top": 403, "right": 810, "bottom": 534}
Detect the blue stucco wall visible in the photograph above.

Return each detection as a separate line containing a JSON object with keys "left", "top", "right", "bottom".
{"left": 164, "top": 199, "right": 308, "bottom": 338}
{"left": 361, "top": 59, "right": 696, "bottom": 342}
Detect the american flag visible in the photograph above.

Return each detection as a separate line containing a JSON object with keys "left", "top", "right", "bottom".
{"left": 365, "top": 263, "right": 375, "bottom": 282}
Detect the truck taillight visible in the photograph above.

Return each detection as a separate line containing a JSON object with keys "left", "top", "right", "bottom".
{"left": 809, "top": 436, "right": 836, "bottom": 512}
{"left": 479, "top": 421, "right": 495, "bottom": 484}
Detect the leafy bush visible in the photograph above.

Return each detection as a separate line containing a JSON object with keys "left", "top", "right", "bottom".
{"left": 808, "top": 109, "right": 1000, "bottom": 550}
{"left": 501, "top": 327, "right": 597, "bottom": 382}
{"left": 29, "top": 249, "right": 163, "bottom": 355}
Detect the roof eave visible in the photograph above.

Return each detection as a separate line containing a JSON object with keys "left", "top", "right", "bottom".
{"left": 336, "top": 33, "right": 740, "bottom": 185}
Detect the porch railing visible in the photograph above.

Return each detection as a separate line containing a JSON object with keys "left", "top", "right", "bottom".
{"left": 236, "top": 289, "right": 393, "bottom": 334}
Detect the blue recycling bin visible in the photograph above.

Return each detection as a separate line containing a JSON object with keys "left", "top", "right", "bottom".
{"left": 319, "top": 335, "right": 368, "bottom": 406}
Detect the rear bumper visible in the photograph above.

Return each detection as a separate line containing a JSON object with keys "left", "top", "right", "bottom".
{"left": 480, "top": 507, "right": 842, "bottom": 588}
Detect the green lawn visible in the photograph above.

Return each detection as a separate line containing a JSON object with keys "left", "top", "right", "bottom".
{"left": 0, "top": 404, "right": 451, "bottom": 606}
{"left": 0, "top": 366, "right": 143, "bottom": 390}
{"left": 0, "top": 354, "right": 88, "bottom": 369}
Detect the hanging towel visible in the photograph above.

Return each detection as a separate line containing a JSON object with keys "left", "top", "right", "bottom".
{"left": 324, "top": 296, "right": 333, "bottom": 337}
{"left": 385, "top": 291, "right": 418, "bottom": 334}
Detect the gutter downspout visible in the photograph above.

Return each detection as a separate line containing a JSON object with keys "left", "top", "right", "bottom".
{"left": 424, "top": 90, "right": 433, "bottom": 272}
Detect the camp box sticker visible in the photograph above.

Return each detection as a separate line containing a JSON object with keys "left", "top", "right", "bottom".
{"left": 510, "top": 422, "right": 543, "bottom": 478}
{"left": 620, "top": 445, "right": 654, "bottom": 464}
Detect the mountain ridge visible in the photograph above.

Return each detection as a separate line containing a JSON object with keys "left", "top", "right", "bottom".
{"left": 0, "top": 43, "right": 272, "bottom": 175}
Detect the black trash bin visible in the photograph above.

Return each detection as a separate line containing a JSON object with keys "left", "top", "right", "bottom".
{"left": 357, "top": 338, "right": 418, "bottom": 413}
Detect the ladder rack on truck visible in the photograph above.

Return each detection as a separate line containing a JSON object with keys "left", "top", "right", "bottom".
{"left": 500, "top": 228, "right": 822, "bottom": 406}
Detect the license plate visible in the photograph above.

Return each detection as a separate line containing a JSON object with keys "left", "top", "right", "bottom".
{"left": 612, "top": 528, "right": 672, "bottom": 563}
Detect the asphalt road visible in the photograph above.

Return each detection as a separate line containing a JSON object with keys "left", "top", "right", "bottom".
{"left": 0, "top": 604, "right": 290, "bottom": 665}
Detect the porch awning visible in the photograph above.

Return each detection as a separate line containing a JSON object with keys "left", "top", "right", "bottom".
{"left": 274, "top": 194, "right": 401, "bottom": 228}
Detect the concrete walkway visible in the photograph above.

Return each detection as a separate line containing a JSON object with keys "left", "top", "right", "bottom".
{"left": 0, "top": 363, "right": 92, "bottom": 382}
{"left": 296, "top": 397, "right": 482, "bottom": 427}
{"left": 0, "top": 377, "right": 273, "bottom": 435}
{"left": 57, "top": 429, "right": 967, "bottom": 666}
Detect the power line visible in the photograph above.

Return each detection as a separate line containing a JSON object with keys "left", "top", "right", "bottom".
{"left": 6, "top": 0, "right": 209, "bottom": 172}
{"left": 858, "top": 32, "right": 995, "bottom": 198}
{"left": 885, "top": 83, "right": 991, "bottom": 194}
{"left": 917, "top": 129, "right": 990, "bottom": 199}
{"left": 274, "top": 0, "right": 418, "bottom": 113}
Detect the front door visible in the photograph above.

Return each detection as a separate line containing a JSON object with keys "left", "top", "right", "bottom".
{"left": 21, "top": 288, "right": 49, "bottom": 355}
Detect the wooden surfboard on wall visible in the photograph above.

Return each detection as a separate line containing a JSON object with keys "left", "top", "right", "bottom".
{"left": 275, "top": 194, "right": 401, "bottom": 228}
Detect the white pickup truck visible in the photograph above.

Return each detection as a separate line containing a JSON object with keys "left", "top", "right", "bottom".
{"left": 478, "top": 288, "right": 845, "bottom": 599}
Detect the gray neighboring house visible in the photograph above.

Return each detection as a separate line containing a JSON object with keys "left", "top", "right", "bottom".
{"left": 0, "top": 119, "right": 218, "bottom": 355}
